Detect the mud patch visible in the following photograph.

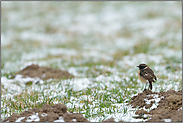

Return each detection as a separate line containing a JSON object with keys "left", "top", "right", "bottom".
{"left": 128, "top": 89, "right": 182, "bottom": 122}
{"left": 16, "top": 64, "right": 74, "bottom": 80}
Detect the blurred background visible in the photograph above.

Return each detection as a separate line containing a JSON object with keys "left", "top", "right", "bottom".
{"left": 1, "top": 1, "right": 181, "bottom": 72}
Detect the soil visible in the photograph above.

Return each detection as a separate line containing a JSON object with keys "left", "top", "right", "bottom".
{"left": 16, "top": 64, "right": 74, "bottom": 80}
{"left": 128, "top": 89, "right": 182, "bottom": 122}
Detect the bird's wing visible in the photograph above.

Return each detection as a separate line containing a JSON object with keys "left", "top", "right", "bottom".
{"left": 140, "top": 68, "right": 156, "bottom": 82}
{"left": 146, "top": 67, "right": 157, "bottom": 81}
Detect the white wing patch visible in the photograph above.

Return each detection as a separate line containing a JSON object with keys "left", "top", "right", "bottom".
{"left": 144, "top": 74, "right": 148, "bottom": 76}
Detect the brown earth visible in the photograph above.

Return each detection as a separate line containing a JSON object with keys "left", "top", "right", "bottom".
{"left": 128, "top": 89, "right": 182, "bottom": 122}
{"left": 16, "top": 64, "right": 74, "bottom": 80}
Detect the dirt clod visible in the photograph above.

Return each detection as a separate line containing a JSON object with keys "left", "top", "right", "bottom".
{"left": 135, "top": 109, "right": 148, "bottom": 115}
{"left": 16, "top": 64, "right": 74, "bottom": 80}
{"left": 128, "top": 89, "right": 182, "bottom": 122}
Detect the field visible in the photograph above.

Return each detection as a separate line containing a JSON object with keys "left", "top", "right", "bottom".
{"left": 1, "top": 1, "right": 182, "bottom": 122}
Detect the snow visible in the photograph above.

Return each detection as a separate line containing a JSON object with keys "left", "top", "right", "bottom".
{"left": 72, "top": 119, "right": 77, "bottom": 122}
{"left": 26, "top": 113, "right": 40, "bottom": 122}
{"left": 41, "top": 113, "right": 47, "bottom": 117}
{"left": 89, "top": 103, "right": 149, "bottom": 122}
{"left": 70, "top": 78, "right": 91, "bottom": 92}
{"left": 144, "top": 94, "right": 160, "bottom": 105}
{"left": 164, "top": 119, "right": 172, "bottom": 122}
{"left": 15, "top": 117, "right": 25, "bottom": 122}
{"left": 15, "top": 113, "right": 40, "bottom": 122}
{"left": 178, "top": 107, "right": 182, "bottom": 111}
{"left": 95, "top": 75, "right": 121, "bottom": 82}
{"left": 68, "top": 67, "right": 89, "bottom": 77}
{"left": 21, "top": 48, "right": 77, "bottom": 60}
{"left": 1, "top": 75, "right": 44, "bottom": 99}
{"left": 54, "top": 116, "right": 65, "bottom": 122}
{"left": 115, "top": 38, "right": 136, "bottom": 51}
{"left": 14, "top": 74, "right": 44, "bottom": 84}
{"left": 82, "top": 50, "right": 114, "bottom": 61}
{"left": 117, "top": 53, "right": 164, "bottom": 68}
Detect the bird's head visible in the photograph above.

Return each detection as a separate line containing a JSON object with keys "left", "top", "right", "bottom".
{"left": 137, "top": 64, "right": 148, "bottom": 70}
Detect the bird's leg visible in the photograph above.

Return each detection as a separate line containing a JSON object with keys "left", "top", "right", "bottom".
{"left": 143, "top": 83, "right": 147, "bottom": 91}
{"left": 148, "top": 81, "right": 152, "bottom": 90}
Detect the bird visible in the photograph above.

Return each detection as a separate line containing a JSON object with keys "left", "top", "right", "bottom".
{"left": 136, "top": 63, "right": 157, "bottom": 91}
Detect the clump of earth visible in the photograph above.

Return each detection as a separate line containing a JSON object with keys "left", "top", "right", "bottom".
{"left": 16, "top": 64, "right": 74, "bottom": 80}
{"left": 128, "top": 89, "right": 182, "bottom": 122}
{"left": 3, "top": 89, "right": 182, "bottom": 122}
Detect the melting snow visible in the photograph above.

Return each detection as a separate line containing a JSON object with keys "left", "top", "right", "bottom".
{"left": 26, "top": 113, "right": 40, "bottom": 122}
{"left": 72, "top": 119, "right": 77, "bottom": 122}
{"left": 178, "top": 107, "right": 182, "bottom": 111}
{"left": 41, "top": 113, "right": 47, "bottom": 117}
{"left": 164, "top": 119, "right": 172, "bottom": 122}
{"left": 54, "top": 116, "right": 65, "bottom": 122}
{"left": 70, "top": 78, "right": 91, "bottom": 92}
{"left": 15, "top": 117, "right": 25, "bottom": 122}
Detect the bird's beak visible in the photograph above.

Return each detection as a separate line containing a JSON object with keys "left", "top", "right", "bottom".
{"left": 136, "top": 66, "right": 139, "bottom": 67}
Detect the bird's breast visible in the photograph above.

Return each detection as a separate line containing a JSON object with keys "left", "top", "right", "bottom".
{"left": 138, "top": 70, "right": 148, "bottom": 83}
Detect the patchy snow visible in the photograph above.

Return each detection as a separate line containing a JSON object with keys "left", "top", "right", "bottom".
{"left": 15, "top": 117, "right": 25, "bottom": 122}
{"left": 1, "top": 76, "right": 92, "bottom": 100}
{"left": 69, "top": 78, "right": 91, "bottom": 92}
{"left": 54, "top": 116, "right": 65, "bottom": 122}
{"left": 178, "top": 107, "right": 182, "bottom": 111}
{"left": 82, "top": 50, "right": 114, "bottom": 61}
{"left": 26, "top": 113, "right": 40, "bottom": 122}
{"left": 144, "top": 94, "right": 161, "bottom": 105}
{"left": 117, "top": 53, "right": 164, "bottom": 68}
{"left": 164, "top": 119, "right": 172, "bottom": 122}
{"left": 1, "top": 75, "right": 44, "bottom": 99}
{"left": 68, "top": 67, "right": 89, "bottom": 77}
{"left": 115, "top": 38, "right": 137, "bottom": 51}
{"left": 15, "top": 113, "right": 40, "bottom": 122}
{"left": 21, "top": 48, "right": 77, "bottom": 61}
{"left": 141, "top": 94, "right": 164, "bottom": 112}
{"left": 89, "top": 103, "right": 149, "bottom": 122}
{"left": 1, "top": 34, "right": 11, "bottom": 46}
{"left": 95, "top": 75, "right": 121, "bottom": 82}
{"left": 41, "top": 113, "right": 47, "bottom": 117}
{"left": 72, "top": 119, "right": 77, "bottom": 122}
{"left": 14, "top": 74, "right": 44, "bottom": 84}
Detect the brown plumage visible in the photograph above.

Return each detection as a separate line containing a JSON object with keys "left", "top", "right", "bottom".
{"left": 137, "top": 64, "right": 157, "bottom": 90}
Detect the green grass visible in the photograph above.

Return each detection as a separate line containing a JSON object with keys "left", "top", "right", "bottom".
{"left": 1, "top": 73, "right": 140, "bottom": 121}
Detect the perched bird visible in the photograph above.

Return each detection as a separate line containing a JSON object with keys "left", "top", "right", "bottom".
{"left": 137, "top": 63, "right": 157, "bottom": 90}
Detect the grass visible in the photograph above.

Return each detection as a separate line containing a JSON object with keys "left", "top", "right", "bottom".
{"left": 1, "top": 1, "right": 182, "bottom": 122}
{"left": 1, "top": 72, "right": 141, "bottom": 121}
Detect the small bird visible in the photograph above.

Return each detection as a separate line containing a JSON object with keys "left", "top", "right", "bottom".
{"left": 137, "top": 63, "right": 157, "bottom": 90}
